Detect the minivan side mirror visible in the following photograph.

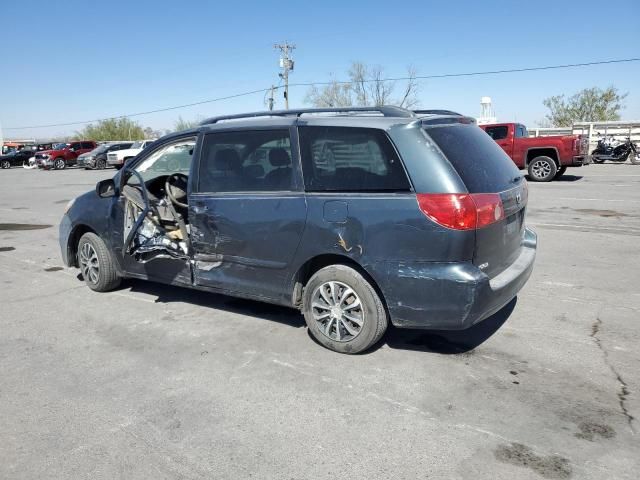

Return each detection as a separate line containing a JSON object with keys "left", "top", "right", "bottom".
{"left": 96, "top": 178, "right": 116, "bottom": 198}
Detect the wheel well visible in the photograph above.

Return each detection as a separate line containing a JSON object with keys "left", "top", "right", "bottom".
{"left": 526, "top": 149, "right": 559, "bottom": 166}
{"left": 67, "top": 225, "right": 96, "bottom": 267}
{"left": 291, "top": 254, "right": 384, "bottom": 309}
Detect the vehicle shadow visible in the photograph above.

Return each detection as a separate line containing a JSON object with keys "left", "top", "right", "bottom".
{"left": 552, "top": 175, "right": 583, "bottom": 182}
{"left": 95, "top": 275, "right": 516, "bottom": 352}
{"left": 381, "top": 297, "right": 517, "bottom": 354}
{"left": 525, "top": 174, "right": 583, "bottom": 182}
{"left": 120, "top": 278, "right": 306, "bottom": 329}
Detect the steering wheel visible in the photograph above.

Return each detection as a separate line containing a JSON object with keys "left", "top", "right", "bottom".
{"left": 165, "top": 173, "right": 189, "bottom": 208}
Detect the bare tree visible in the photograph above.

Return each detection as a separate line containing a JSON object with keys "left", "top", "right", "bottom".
{"left": 396, "top": 65, "right": 419, "bottom": 109}
{"left": 305, "top": 62, "right": 420, "bottom": 109}
{"left": 304, "top": 76, "right": 353, "bottom": 107}
{"left": 349, "top": 62, "right": 369, "bottom": 106}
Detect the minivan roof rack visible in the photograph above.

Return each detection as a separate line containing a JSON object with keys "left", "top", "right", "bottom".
{"left": 200, "top": 106, "right": 415, "bottom": 125}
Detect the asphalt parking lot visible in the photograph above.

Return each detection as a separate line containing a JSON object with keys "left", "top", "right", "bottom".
{"left": 1, "top": 164, "right": 638, "bottom": 479}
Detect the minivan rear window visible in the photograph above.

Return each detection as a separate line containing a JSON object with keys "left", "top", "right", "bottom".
{"left": 424, "top": 124, "right": 522, "bottom": 193}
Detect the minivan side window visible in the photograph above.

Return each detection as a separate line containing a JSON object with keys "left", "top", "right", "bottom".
{"left": 299, "top": 126, "right": 411, "bottom": 192}
{"left": 484, "top": 126, "right": 508, "bottom": 140}
{"left": 81, "top": 142, "right": 94, "bottom": 149}
{"left": 198, "top": 130, "right": 294, "bottom": 193}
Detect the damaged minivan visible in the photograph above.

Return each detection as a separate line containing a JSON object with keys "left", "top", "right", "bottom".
{"left": 60, "top": 107, "right": 537, "bottom": 354}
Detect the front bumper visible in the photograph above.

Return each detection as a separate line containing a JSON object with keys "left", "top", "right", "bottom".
{"left": 36, "top": 157, "right": 52, "bottom": 168}
{"left": 77, "top": 157, "right": 93, "bottom": 167}
{"left": 107, "top": 157, "right": 123, "bottom": 166}
{"left": 385, "top": 227, "right": 537, "bottom": 330}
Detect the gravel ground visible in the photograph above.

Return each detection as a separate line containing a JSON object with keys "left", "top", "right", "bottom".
{"left": 0, "top": 164, "right": 638, "bottom": 479}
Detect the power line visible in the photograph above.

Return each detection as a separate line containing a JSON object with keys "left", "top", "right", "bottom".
{"left": 4, "top": 87, "right": 272, "bottom": 130}
{"left": 4, "top": 57, "right": 638, "bottom": 131}
{"left": 289, "top": 58, "right": 640, "bottom": 87}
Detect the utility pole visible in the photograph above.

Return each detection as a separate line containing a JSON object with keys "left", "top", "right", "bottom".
{"left": 267, "top": 85, "right": 275, "bottom": 111}
{"left": 274, "top": 42, "right": 295, "bottom": 109}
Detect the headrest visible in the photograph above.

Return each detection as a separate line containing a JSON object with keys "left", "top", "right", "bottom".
{"left": 214, "top": 148, "right": 241, "bottom": 171}
{"left": 269, "top": 148, "right": 290, "bottom": 167}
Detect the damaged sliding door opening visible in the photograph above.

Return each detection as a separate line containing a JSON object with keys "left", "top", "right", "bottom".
{"left": 189, "top": 128, "right": 307, "bottom": 302}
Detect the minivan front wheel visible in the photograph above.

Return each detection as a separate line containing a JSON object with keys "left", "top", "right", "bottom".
{"left": 528, "top": 156, "right": 557, "bottom": 182}
{"left": 53, "top": 158, "right": 66, "bottom": 170}
{"left": 303, "top": 265, "right": 387, "bottom": 354}
{"left": 77, "top": 232, "right": 121, "bottom": 292}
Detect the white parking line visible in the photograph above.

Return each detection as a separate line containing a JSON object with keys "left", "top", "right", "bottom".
{"left": 530, "top": 222, "right": 640, "bottom": 235}
{"left": 556, "top": 197, "right": 631, "bottom": 203}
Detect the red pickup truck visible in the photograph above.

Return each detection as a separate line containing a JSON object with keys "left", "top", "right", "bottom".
{"left": 35, "top": 141, "right": 97, "bottom": 170}
{"left": 479, "top": 123, "right": 589, "bottom": 182}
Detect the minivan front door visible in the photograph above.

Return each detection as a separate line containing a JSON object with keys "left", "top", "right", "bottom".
{"left": 189, "top": 128, "right": 307, "bottom": 303}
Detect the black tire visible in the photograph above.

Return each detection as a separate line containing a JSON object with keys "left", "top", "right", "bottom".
{"left": 302, "top": 264, "right": 388, "bottom": 354}
{"left": 554, "top": 166, "right": 568, "bottom": 178}
{"left": 114, "top": 164, "right": 122, "bottom": 170}
{"left": 77, "top": 232, "right": 121, "bottom": 292}
{"left": 96, "top": 158, "right": 106, "bottom": 170}
{"left": 53, "top": 158, "right": 66, "bottom": 170}
{"left": 1, "top": 160, "right": 10, "bottom": 169}
{"left": 527, "top": 156, "right": 557, "bottom": 182}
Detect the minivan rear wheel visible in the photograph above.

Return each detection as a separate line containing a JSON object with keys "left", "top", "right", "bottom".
{"left": 77, "top": 232, "right": 121, "bottom": 292}
{"left": 303, "top": 264, "right": 387, "bottom": 354}
{"left": 528, "top": 156, "right": 557, "bottom": 182}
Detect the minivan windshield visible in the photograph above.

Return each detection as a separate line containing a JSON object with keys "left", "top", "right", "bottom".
{"left": 130, "top": 141, "right": 144, "bottom": 149}
{"left": 423, "top": 124, "right": 522, "bottom": 193}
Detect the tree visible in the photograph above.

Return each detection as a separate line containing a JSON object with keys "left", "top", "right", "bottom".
{"left": 173, "top": 116, "right": 200, "bottom": 132}
{"left": 74, "top": 118, "right": 145, "bottom": 141}
{"left": 542, "top": 86, "right": 627, "bottom": 127}
{"left": 143, "top": 126, "right": 164, "bottom": 139}
{"left": 304, "top": 76, "right": 354, "bottom": 107}
{"left": 305, "top": 62, "right": 420, "bottom": 109}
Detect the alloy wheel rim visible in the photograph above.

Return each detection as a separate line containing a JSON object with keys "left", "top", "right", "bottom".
{"left": 1, "top": 160, "right": 9, "bottom": 168}
{"left": 79, "top": 242, "right": 99, "bottom": 284}
{"left": 55, "top": 159, "right": 64, "bottom": 169}
{"left": 532, "top": 160, "right": 551, "bottom": 179}
{"left": 311, "top": 281, "right": 364, "bottom": 342}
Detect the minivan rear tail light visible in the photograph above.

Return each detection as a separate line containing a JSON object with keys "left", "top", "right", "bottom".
{"left": 416, "top": 193, "right": 504, "bottom": 230}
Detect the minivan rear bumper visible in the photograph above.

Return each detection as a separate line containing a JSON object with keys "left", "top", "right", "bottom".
{"left": 384, "top": 227, "right": 537, "bottom": 330}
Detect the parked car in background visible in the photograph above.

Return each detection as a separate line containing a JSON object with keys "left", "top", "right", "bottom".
{"left": 60, "top": 107, "right": 536, "bottom": 354}
{"left": 106, "top": 139, "right": 155, "bottom": 169}
{"left": 0, "top": 149, "right": 35, "bottom": 168}
{"left": 77, "top": 142, "right": 134, "bottom": 170}
{"left": 35, "top": 141, "right": 97, "bottom": 170}
{"left": 479, "top": 123, "right": 589, "bottom": 182}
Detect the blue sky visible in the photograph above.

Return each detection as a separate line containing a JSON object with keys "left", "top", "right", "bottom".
{"left": 1, "top": 0, "right": 639, "bottom": 139}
